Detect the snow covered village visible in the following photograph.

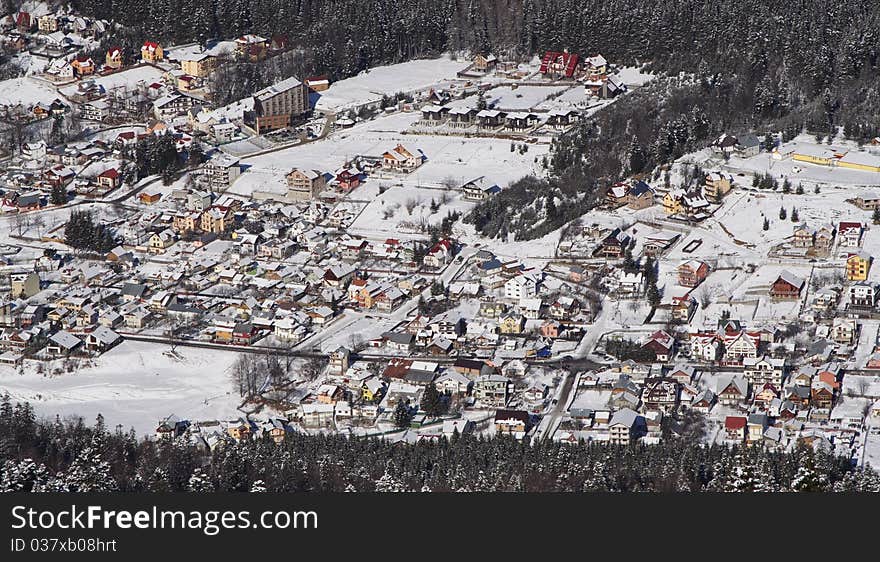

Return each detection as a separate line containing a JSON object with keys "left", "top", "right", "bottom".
{"left": 1, "top": 0, "right": 880, "bottom": 494}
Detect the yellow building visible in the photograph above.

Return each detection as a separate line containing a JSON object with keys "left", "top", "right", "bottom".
{"left": 663, "top": 191, "right": 684, "bottom": 215}
{"left": 846, "top": 253, "right": 871, "bottom": 281}
{"left": 499, "top": 313, "right": 524, "bottom": 335}
{"left": 791, "top": 145, "right": 844, "bottom": 167}
{"left": 704, "top": 172, "right": 732, "bottom": 201}
{"left": 838, "top": 152, "right": 880, "bottom": 173}
{"left": 141, "top": 41, "right": 164, "bottom": 62}
{"left": 105, "top": 47, "right": 123, "bottom": 70}
{"left": 181, "top": 53, "right": 218, "bottom": 78}
{"left": 200, "top": 206, "right": 234, "bottom": 234}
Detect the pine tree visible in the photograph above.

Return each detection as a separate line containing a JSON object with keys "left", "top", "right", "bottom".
{"left": 393, "top": 400, "right": 412, "bottom": 429}
{"left": 420, "top": 384, "right": 443, "bottom": 417}
{"left": 779, "top": 207, "right": 787, "bottom": 220}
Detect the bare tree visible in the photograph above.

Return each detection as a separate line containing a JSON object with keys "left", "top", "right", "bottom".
{"left": 230, "top": 354, "right": 260, "bottom": 399}
{"left": 696, "top": 283, "right": 714, "bottom": 309}
{"left": 404, "top": 197, "right": 419, "bottom": 215}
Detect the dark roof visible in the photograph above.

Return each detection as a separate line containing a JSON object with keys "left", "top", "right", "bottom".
{"left": 495, "top": 409, "right": 530, "bottom": 424}
{"left": 121, "top": 282, "right": 146, "bottom": 297}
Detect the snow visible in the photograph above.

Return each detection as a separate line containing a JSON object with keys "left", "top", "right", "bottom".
{"left": 0, "top": 341, "right": 243, "bottom": 435}
{"left": 228, "top": 110, "right": 549, "bottom": 200}
{"left": 0, "top": 77, "right": 60, "bottom": 106}
{"left": 58, "top": 65, "right": 166, "bottom": 97}
{"left": 313, "top": 57, "right": 470, "bottom": 113}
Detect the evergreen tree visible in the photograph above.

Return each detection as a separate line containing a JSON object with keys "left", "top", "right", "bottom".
{"left": 420, "top": 384, "right": 444, "bottom": 417}
{"left": 393, "top": 400, "right": 413, "bottom": 429}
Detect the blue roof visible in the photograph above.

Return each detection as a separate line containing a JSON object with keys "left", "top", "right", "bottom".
{"left": 629, "top": 181, "right": 652, "bottom": 196}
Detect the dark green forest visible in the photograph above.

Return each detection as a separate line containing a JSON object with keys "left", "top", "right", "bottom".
{"left": 2, "top": 396, "right": 879, "bottom": 492}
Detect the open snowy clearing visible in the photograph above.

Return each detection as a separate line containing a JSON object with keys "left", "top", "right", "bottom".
{"left": 313, "top": 57, "right": 471, "bottom": 113}
{"left": 0, "top": 341, "right": 243, "bottom": 434}
{"left": 0, "top": 76, "right": 61, "bottom": 106}
{"left": 228, "top": 110, "right": 550, "bottom": 198}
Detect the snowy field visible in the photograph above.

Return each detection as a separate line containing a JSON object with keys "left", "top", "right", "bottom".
{"left": 0, "top": 341, "right": 243, "bottom": 434}
{"left": 228, "top": 111, "right": 550, "bottom": 198}
{"left": 0, "top": 76, "right": 60, "bottom": 106}
{"left": 314, "top": 57, "right": 471, "bottom": 113}
{"left": 59, "top": 65, "right": 166, "bottom": 97}
{"left": 485, "top": 85, "right": 569, "bottom": 110}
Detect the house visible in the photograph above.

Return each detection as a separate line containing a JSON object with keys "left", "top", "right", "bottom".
{"left": 546, "top": 108, "right": 580, "bottom": 129}
{"left": 148, "top": 230, "right": 176, "bottom": 252}
{"left": 642, "top": 380, "right": 679, "bottom": 413}
{"left": 105, "top": 46, "right": 123, "bottom": 70}
{"left": 792, "top": 223, "right": 815, "bottom": 248}
{"left": 608, "top": 408, "right": 646, "bottom": 445}
{"left": 434, "top": 370, "right": 471, "bottom": 396}
{"left": 200, "top": 206, "right": 234, "bottom": 234}
{"left": 677, "top": 260, "right": 709, "bottom": 288}
{"left": 423, "top": 239, "right": 453, "bottom": 270}
{"left": 155, "top": 415, "right": 188, "bottom": 440}
{"left": 846, "top": 252, "right": 871, "bottom": 281}
{"left": 71, "top": 56, "right": 95, "bottom": 77}
{"left": 770, "top": 271, "right": 805, "bottom": 299}
{"left": 627, "top": 181, "right": 654, "bottom": 210}
{"left": 334, "top": 168, "right": 362, "bottom": 191}
{"left": 711, "top": 133, "right": 739, "bottom": 155}
{"left": 539, "top": 51, "right": 580, "bottom": 78}
{"left": 850, "top": 282, "right": 876, "bottom": 309}
{"left": 85, "top": 326, "right": 122, "bottom": 353}
{"left": 663, "top": 190, "right": 684, "bottom": 215}
{"left": 382, "top": 143, "right": 423, "bottom": 172}
{"left": 46, "top": 330, "right": 82, "bottom": 356}
{"left": 476, "top": 109, "right": 505, "bottom": 128}
{"left": 460, "top": 176, "right": 501, "bottom": 201}
{"left": 724, "top": 416, "right": 747, "bottom": 441}
{"left": 286, "top": 168, "right": 326, "bottom": 200}
{"left": 232, "top": 322, "right": 256, "bottom": 345}
{"left": 141, "top": 41, "right": 163, "bottom": 62}
{"left": 832, "top": 318, "right": 857, "bottom": 345}
{"left": 838, "top": 221, "right": 864, "bottom": 247}
{"left": 328, "top": 347, "right": 350, "bottom": 377}
{"left": 742, "top": 356, "right": 785, "bottom": 387}
{"left": 691, "top": 389, "right": 715, "bottom": 413}
{"left": 201, "top": 155, "right": 241, "bottom": 190}
{"left": 473, "top": 374, "right": 510, "bottom": 407}
{"left": 472, "top": 52, "right": 498, "bottom": 72}
{"left": 667, "top": 365, "right": 696, "bottom": 385}
{"left": 503, "top": 273, "right": 537, "bottom": 300}
{"left": 181, "top": 52, "right": 219, "bottom": 77}
{"left": 703, "top": 172, "right": 733, "bottom": 201}
{"left": 811, "top": 382, "right": 835, "bottom": 409}
{"left": 641, "top": 330, "right": 675, "bottom": 362}
{"left": 494, "top": 409, "right": 529, "bottom": 436}
{"left": 96, "top": 168, "right": 121, "bottom": 191}
{"left": 299, "top": 403, "right": 335, "bottom": 428}
{"left": 10, "top": 271, "right": 39, "bottom": 299}
{"left": 716, "top": 375, "right": 749, "bottom": 405}
{"left": 598, "top": 228, "right": 631, "bottom": 258}
{"left": 736, "top": 133, "right": 762, "bottom": 157}
{"left": 37, "top": 14, "right": 57, "bottom": 33}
